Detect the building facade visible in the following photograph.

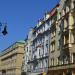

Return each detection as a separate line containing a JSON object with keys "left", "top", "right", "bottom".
{"left": 22, "top": 29, "right": 33, "bottom": 75}
{"left": 23, "top": 4, "right": 59, "bottom": 75}
{"left": 0, "top": 41, "right": 25, "bottom": 75}
{"left": 22, "top": 0, "right": 75, "bottom": 75}
{"left": 48, "top": 0, "right": 75, "bottom": 75}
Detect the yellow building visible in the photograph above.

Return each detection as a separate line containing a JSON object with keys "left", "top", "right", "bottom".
{"left": 0, "top": 41, "right": 25, "bottom": 75}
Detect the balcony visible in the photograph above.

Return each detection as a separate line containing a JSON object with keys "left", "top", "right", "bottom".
{"left": 27, "top": 60, "right": 31, "bottom": 64}
{"left": 63, "top": 24, "right": 75, "bottom": 33}
{"left": 44, "top": 52, "right": 49, "bottom": 57}
{"left": 28, "top": 56, "right": 38, "bottom": 64}
{"left": 33, "top": 29, "right": 50, "bottom": 41}
{"left": 39, "top": 54, "right": 48, "bottom": 60}
{"left": 51, "top": 37, "right": 56, "bottom": 43}
{"left": 51, "top": 31, "right": 56, "bottom": 42}
{"left": 33, "top": 36, "right": 37, "bottom": 42}
{"left": 63, "top": 43, "right": 72, "bottom": 50}
{"left": 37, "top": 32, "right": 43, "bottom": 37}
{"left": 49, "top": 63, "right": 75, "bottom": 71}
{"left": 37, "top": 29, "right": 50, "bottom": 38}
{"left": 44, "top": 28, "right": 50, "bottom": 34}
{"left": 36, "top": 44, "right": 43, "bottom": 48}
{"left": 37, "top": 19, "right": 45, "bottom": 29}
{"left": 27, "top": 68, "right": 31, "bottom": 72}
{"left": 31, "top": 67, "right": 48, "bottom": 73}
{"left": 61, "top": 27, "right": 69, "bottom": 36}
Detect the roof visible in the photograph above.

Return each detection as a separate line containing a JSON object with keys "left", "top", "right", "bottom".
{"left": 17, "top": 40, "right": 25, "bottom": 44}
{"left": 0, "top": 40, "right": 25, "bottom": 57}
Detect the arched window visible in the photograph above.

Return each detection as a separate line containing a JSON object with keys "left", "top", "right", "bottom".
{"left": 66, "top": 6, "right": 70, "bottom": 13}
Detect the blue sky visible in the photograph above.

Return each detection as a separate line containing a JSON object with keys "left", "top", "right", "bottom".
{"left": 0, "top": 0, "right": 59, "bottom": 52}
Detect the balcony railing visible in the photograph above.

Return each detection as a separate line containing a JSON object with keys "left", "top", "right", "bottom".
{"left": 31, "top": 67, "right": 48, "bottom": 73}
{"left": 49, "top": 63, "right": 75, "bottom": 71}
{"left": 36, "top": 44, "right": 43, "bottom": 48}
{"left": 63, "top": 43, "right": 72, "bottom": 50}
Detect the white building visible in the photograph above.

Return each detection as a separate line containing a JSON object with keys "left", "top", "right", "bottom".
{"left": 23, "top": 12, "right": 51, "bottom": 75}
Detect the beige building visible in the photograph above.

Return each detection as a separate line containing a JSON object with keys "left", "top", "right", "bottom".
{"left": 48, "top": 0, "right": 75, "bottom": 75}
{"left": 0, "top": 41, "right": 25, "bottom": 75}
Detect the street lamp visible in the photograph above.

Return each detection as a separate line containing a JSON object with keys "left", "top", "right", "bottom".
{"left": 0, "top": 22, "right": 8, "bottom": 36}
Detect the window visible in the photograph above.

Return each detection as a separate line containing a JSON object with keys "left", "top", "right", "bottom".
{"left": 43, "top": 47, "right": 44, "bottom": 55}
{"left": 50, "top": 42, "right": 55, "bottom": 52}
{"left": 66, "top": 17, "right": 69, "bottom": 26}
{"left": 45, "top": 59, "right": 48, "bottom": 67}
{"left": 56, "top": 58, "right": 59, "bottom": 65}
{"left": 70, "top": 33, "right": 75, "bottom": 43}
{"left": 58, "top": 25, "right": 60, "bottom": 33}
{"left": 64, "top": 34, "right": 69, "bottom": 45}
{"left": 61, "top": 20, "right": 64, "bottom": 30}
{"left": 71, "top": 1, "right": 75, "bottom": 9}
{"left": 43, "top": 25, "right": 45, "bottom": 32}
{"left": 46, "top": 40, "right": 48, "bottom": 51}
{"left": 51, "top": 58, "right": 54, "bottom": 66}
{"left": 64, "top": 18, "right": 68, "bottom": 29}
{"left": 49, "top": 20, "right": 51, "bottom": 27}
{"left": 60, "top": 12, "right": 61, "bottom": 18}
{"left": 40, "top": 61, "right": 43, "bottom": 68}
{"left": 27, "top": 47, "right": 28, "bottom": 52}
{"left": 62, "top": 9, "right": 65, "bottom": 16}
{"left": 51, "top": 31, "right": 56, "bottom": 38}
{"left": 74, "top": 34, "right": 75, "bottom": 43}
{"left": 66, "top": 6, "right": 70, "bottom": 13}
{"left": 57, "top": 57, "right": 60, "bottom": 65}
{"left": 39, "top": 49, "right": 40, "bottom": 56}
{"left": 58, "top": 40, "right": 60, "bottom": 50}
{"left": 50, "top": 45, "right": 52, "bottom": 52}
{"left": 72, "top": 53, "right": 75, "bottom": 63}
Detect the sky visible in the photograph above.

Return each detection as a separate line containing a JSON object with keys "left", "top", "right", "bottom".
{"left": 0, "top": 0, "right": 59, "bottom": 52}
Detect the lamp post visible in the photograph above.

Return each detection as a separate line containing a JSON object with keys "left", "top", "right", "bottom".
{"left": 0, "top": 22, "right": 8, "bottom": 36}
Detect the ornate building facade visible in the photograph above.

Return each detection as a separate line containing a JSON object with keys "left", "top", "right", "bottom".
{"left": 48, "top": 0, "right": 75, "bottom": 75}
{"left": 22, "top": 0, "right": 75, "bottom": 75}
